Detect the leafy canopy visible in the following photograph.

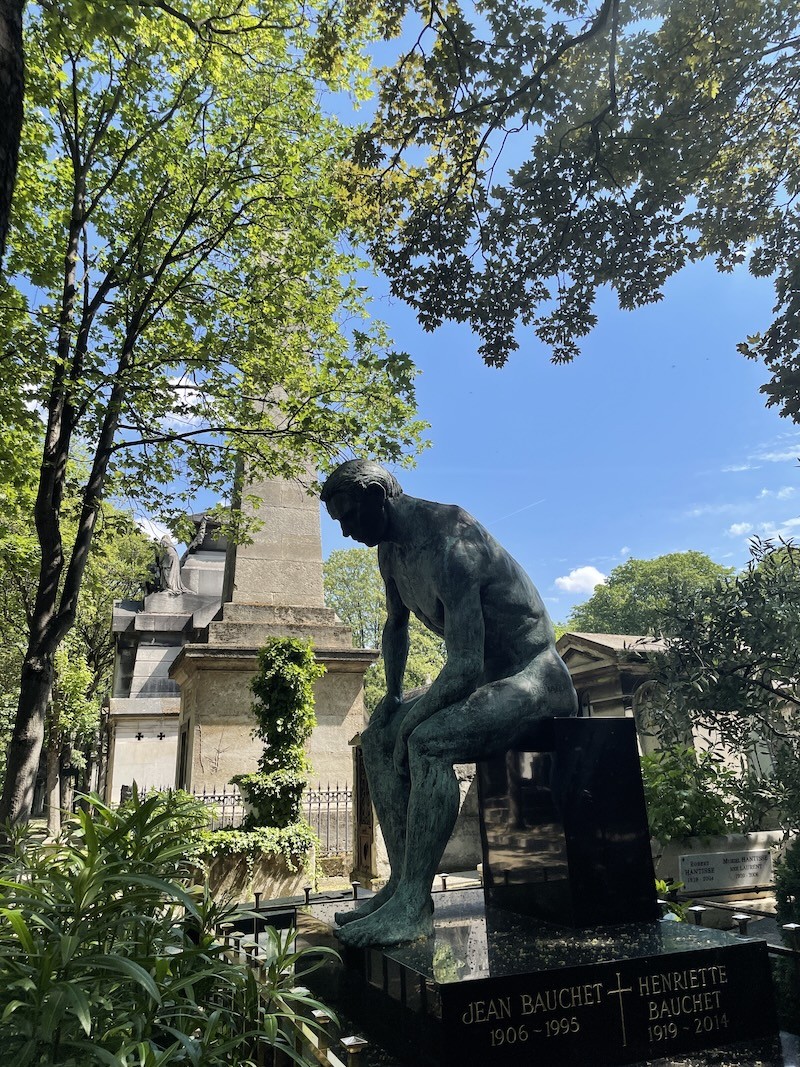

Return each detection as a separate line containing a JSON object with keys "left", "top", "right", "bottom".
{"left": 567, "top": 550, "right": 732, "bottom": 636}
{"left": 649, "top": 540, "right": 800, "bottom": 743}
{"left": 645, "top": 540, "right": 800, "bottom": 826}
{"left": 0, "top": 429, "right": 152, "bottom": 797}
{"left": 0, "top": 0, "right": 426, "bottom": 825}
{"left": 324, "top": 546, "right": 387, "bottom": 649}
{"left": 356, "top": 0, "right": 800, "bottom": 415}
{"left": 3, "top": 0, "right": 426, "bottom": 531}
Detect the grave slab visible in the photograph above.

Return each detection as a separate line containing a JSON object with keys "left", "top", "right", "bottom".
{"left": 680, "top": 849, "right": 774, "bottom": 895}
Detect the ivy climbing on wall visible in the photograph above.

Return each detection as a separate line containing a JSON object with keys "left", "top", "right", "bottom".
{"left": 232, "top": 637, "right": 325, "bottom": 829}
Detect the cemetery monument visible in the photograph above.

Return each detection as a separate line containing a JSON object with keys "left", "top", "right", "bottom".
{"left": 104, "top": 515, "right": 227, "bottom": 801}
{"left": 300, "top": 459, "right": 779, "bottom": 1067}
{"left": 321, "top": 458, "right": 578, "bottom": 946}
{"left": 170, "top": 466, "right": 377, "bottom": 792}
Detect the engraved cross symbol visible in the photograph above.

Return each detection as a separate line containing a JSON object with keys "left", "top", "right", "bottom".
{"left": 157, "top": 732, "right": 165, "bottom": 740}
{"left": 607, "top": 971, "right": 633, "bottom": 1048}
{"left": 135, "top": 731, "right": 144, "bottom": 741}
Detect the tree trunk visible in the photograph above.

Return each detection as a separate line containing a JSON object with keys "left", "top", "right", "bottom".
{"left": 96, "top": 714, "right": 109, "bottom": 802}
{"left": 81, "top": 737, "right": 94, "bottom": 796}
{"left": 45, "top": 738, "right": 60, "bottom": 837}
{"left": 0, "top": 650, "right": 53, "bottom": 827}
{"left": 60, "top": 739, "right": 74, "bottom": 816}
{"left": 0, "top": 0, "right": 24, "bottom": 268}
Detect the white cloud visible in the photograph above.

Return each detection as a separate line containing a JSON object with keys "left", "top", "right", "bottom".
{"left": 727, "top": 522, "right": 753, "bottom": 537}
{"left": 555, "top": 566, "right": 607, "bottom": 595}
{"left": 759, "top": 486, "right": 796, "bottom": 500}
{"left": 685, "top": 502, "right": 740, "bottom": 519}
{"left": 755, "top": 449, "right": 800, "bottom": 464}
{"left": 722, "top": 432, "right": 800, "bottom": 474}
{"left": 756, "top": 517, "right": 800, "bottom": 541}
{"left": 136, "top": 517, "right": 173, "bottom": 542}
{"left": 161, "top": 378, "right": 213, "bottom": 431}
{"left": 619, "top": 546, "right": 631, "bottom": 557}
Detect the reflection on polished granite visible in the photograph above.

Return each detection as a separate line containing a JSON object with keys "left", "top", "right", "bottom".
{"left": 478, "top": 718, "right": 660, "bottom": 925}
{"left": 321, "top": 888, "right": 742, "bottom": 986}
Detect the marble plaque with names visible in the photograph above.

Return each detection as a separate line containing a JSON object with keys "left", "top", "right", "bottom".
{"left": 679, "top": 849, "right": 773, "bottom": 893}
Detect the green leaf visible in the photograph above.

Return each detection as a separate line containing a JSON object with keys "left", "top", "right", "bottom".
{"left": 81, "top": 954, "right": 162, "bottom": 1003}
{"left": 62, "top": 981, "right": 93, "bottom": 1036}
{"left": 0, "top": 908, "right": 35, "bottom": 955}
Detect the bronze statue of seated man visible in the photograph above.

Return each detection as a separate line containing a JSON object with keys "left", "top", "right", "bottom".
{"left": 321, "top": 460, "right": 577, "bottom": 948}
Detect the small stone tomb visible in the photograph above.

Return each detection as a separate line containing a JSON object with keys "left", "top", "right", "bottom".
{"left": 679, "top": 849, "right": 774, "bottom": 895}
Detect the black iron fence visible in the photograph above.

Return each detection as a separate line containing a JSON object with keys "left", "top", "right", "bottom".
{"left": 190, "top": 784, "right": 247, "bottom": 831}
{"left": 123, "top": 782, "right": 352, "bottom": 857}
{"left": 305, "top": 783, "right": 352, "bottom": 858}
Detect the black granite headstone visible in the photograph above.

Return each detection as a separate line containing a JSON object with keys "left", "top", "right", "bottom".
{"left": 298, "top": 718, "right": 778, "bottom": 1067}
{"left": 478, "top": 716, "right": 660, "bottom": 925}
{"left": 442, "top": 939, "right": 774, "bottom": 1066}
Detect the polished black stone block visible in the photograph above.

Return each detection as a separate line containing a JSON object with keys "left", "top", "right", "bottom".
{"left": 300, "top": 890, "right": 778, "bottom": 1067}
{"left": 441, "top": 939, "right": 774, "bottom": 1066}
{"left": 478, "top": 716, "right": 660, "bottom": 925}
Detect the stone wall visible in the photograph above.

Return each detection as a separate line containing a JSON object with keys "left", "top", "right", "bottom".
{"left": 204, "top": 849, "right": 314, "bottom": 901}
{"left": 171, "top": 646, "right": 376, "bottom": 791}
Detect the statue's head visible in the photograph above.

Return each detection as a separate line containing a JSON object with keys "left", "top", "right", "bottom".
{"left": 321, "top": 460, "right": 402, "bottom": 547}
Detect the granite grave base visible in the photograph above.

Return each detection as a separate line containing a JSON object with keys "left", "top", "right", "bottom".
{"left": 299, "top": 889, "right": 777, "bottom": 1067}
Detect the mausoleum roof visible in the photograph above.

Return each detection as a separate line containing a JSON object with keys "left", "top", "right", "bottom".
{"left": 562, "top": 632, "right": 666, "bottom": 653}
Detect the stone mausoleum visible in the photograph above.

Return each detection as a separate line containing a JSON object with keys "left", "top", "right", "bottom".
{"left": 104, "top": 472, "right": 376, "bottom": 803}
{"left": 104, "top": 516, "right": 227, "bottom": 801}
{"left": 170, "top": 470, "right": 377, "bottom": 792}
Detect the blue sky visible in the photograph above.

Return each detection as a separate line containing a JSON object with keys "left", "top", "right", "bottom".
{"left": 321, "top": 258, "right": 799, "bottom": 624}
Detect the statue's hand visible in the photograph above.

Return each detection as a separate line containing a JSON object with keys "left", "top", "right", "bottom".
{"left": 370, "top": 693, "right": 402, "bottom": 728}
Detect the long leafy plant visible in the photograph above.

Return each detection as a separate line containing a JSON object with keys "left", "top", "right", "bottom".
{"left": 0, "top": 790, "right": 333, "bottom": 1065}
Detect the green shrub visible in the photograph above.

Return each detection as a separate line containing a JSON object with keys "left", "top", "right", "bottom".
{"left": 641, "top": 746, "right": 739, "bottom": 843}
{"left": 248, "top": 637, "right": 324, "bottom": 777}
{"left": 775, "top": 838, "right": 800, "bottom": 928}
{"left": 204, "top": 822, "right": 319, "bottom": 871}
{"left": 654, "top": 878, "right": 689, "bottom": 921}
{"left": 0, "top": 790, "right": 334, "bottom": 1065}
{"left": 773, "top": 838, "right": 800, "bottom": 1031}
{"left": 116, "top": 786, "right": 210, "bottom": 866}
{"left": 230, "top": 769, "right": 307, "bottom": 828}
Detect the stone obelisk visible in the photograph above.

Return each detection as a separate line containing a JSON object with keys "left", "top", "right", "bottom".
{"left": 170, "top": 468, "right": 377, "bottom": 792}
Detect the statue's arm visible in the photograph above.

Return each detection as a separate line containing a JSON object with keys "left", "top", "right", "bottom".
{"left": 393, "top": 543, "right": 485, "bottom": 774}
{"left": 381, "top": 574, "right": 410, "bottom": 709}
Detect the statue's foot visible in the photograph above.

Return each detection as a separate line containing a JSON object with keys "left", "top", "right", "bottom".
{"left": 335, "top": 895, "right": 434, "bottom": 949}
{"left": 334, "top": 881, "right": 397, "bottom": 926}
